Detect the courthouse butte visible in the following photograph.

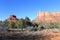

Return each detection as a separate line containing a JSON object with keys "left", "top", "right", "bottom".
{"left": 34, "top": 11, "right": 60, "bottom": 23}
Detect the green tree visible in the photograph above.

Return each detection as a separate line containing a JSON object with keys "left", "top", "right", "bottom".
{"left": 3, "top": 20, "right": 9, "bottom": 27}
{"left": 25, "top": 16, "right": 30, "bottom": 22}
{"left": 15, "top": 18, "right": 25, "bottom": 29}
{"left": 24, "top": 16, "right": 32, "bottom": 27}
{"left": 8, "top": 21, "right": 15, "bottom": 28}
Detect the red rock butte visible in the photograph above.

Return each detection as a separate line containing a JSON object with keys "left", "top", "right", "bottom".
{"left": 6, "top": 15, "right": 19, "bottom": 22}
{"left": 34, "top": 11, "right": 60, "bottom": 23}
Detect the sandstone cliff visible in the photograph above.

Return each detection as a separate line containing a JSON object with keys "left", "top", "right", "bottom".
{"left": 6, "top": 15, "right": 19, "bottom": 22}
{"left": 34, "top": 11, "right": 60, "bottom": 23}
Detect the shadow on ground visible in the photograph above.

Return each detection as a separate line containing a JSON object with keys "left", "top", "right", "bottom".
{"left": 0, "top": 31, "right": 52, "bottom": 40}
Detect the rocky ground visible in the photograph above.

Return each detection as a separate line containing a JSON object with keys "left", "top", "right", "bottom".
{"left": 0, "top": 29, "right": 60, "bottom": 40}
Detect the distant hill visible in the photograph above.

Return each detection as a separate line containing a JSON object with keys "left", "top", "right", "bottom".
{"left": 34, "top": 11, "right": 60, "bottom": 23}
{"left": 6, "top": 15, "right": 19, "bottom": 22}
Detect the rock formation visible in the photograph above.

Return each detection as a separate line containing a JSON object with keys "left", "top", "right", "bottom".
{"left": 34, "top": 11, "right": 60, "bottom": 23}
{"left": 6, "top": 15, "right": 19, "bottom": 22}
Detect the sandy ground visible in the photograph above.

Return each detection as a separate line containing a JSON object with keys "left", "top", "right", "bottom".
{"left": 46, "top": 30, "right": 60, "bottom": 40}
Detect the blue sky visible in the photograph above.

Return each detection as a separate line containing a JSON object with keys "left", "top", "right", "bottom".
{"left": 0, "top": 0, "right": 60, "bottom": 21}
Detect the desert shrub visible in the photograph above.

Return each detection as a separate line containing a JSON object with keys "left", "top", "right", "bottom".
{"left": 37, "top": 22, "right": 47, "bottom": 30}
{"left": 37, "top": 22, "right": 60, "bottom": 30}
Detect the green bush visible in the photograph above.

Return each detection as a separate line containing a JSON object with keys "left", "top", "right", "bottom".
{"left": 37, "top": 22, "right": 60, "bottom": 30}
